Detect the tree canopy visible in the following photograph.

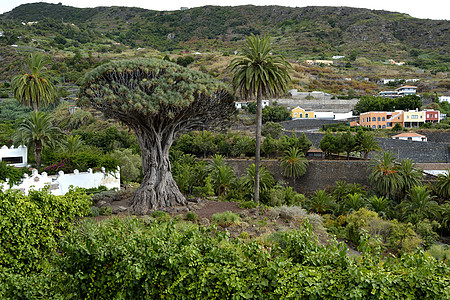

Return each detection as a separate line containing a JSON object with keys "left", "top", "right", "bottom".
{"left": 79, "top": 58, "right": 235, "bottom": 213}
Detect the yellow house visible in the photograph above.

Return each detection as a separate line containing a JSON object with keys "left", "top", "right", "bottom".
{"left": 403, "top": 110, "right": 425, "bottom": 128}
{"left": 292, "top": 106, "right": 315, "bottom": 119}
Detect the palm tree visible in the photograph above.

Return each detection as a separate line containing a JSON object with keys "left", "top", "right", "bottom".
{"left": 230, "top": 34, "right": 291, "bottom": 202}
{"left": 209, "top": 155, "right": 235, "bottom": 196}
{"left": 59, "top": 135, "right": 85, "bottom": 155}
{"left": 243, "top": 164, "right": 275, "bottom": 200}
{"left": 398, "top": 159, "right": 423, "bottom": 199}
{"left": 279, "top": 147, "right": 308, "bottom": 188}
{"left": 435, "top": 170, "right": 450, "bottom": 201}
{"left": 13, "top": 111, "right": 62, "bottom": 167}
{"left": 367, "top": 195, "right": 391, "bottom": 217}
{"left": 400, "top": 186, "right": 440, "bottom": 224}
{"left": 308, "top": 189, "right": 335, "bottom": 215}
{"left": 11, "top": 53, "right": 57, "bottom": 112}
{"left": 343, "top": 193, "right": 366, "bottom": 213}
{"left": 369, "top": 152, "right": 403, "bottom": 200}
{"left": 355, "top": 130, "right": 381, "bottom": 160}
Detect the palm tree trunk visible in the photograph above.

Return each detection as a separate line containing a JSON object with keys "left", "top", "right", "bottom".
{"left": 254, "top": 90, "right": 262, "bottom": 203}
{"left": 34, "top": 140, "right": 42, "bottom": 167}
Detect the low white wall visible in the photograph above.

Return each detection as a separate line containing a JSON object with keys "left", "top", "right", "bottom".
{"left": 0, "top": 167, "right": 120, "bottom": 196}
{"left": 0, "top": 145, "right": 28, "bottom": 167}
{"left": 55, "top": 167, "right": 120, "bottom": 195}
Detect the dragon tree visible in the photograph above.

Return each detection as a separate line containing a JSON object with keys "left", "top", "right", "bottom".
{"left": 79, "top": 59, "right": 235, "bottom": 214}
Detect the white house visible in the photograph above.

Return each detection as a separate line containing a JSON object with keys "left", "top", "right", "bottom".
{"left": 0, "top": 145, "right": 28, "bottom": 167}
{"left": 392, "top": 132, "right": 427, "bottom": 142}
{"left": 439, "top": 96, "right": 450, "bottom": 103}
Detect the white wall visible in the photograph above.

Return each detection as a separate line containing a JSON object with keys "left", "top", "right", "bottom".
{"left": 333, "top": 112, "right": 353, "bottom": 120}
{"left": 0, "top": 145, "right": 27, "bottom": 167}
{"left": 439, "top": 96, "right": 450, "bottom": 103}
{"left": 0, "top": 167, "right": 120, "bottom": 196}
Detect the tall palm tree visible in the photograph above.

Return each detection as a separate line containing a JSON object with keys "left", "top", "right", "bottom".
{"left": 279, "top": 146, "right": 308, "bottom": 188}
{"left": 13, "top": 111, "right": 62, "bottom": 167}
{"left": 230, "top": 34, "right": 291, "bottom": 202}
{"left": 369, "top": 151, "right": 404, "bottom": 200}
{"left": 11, "top": 53, "right": 57, "bottom": 112}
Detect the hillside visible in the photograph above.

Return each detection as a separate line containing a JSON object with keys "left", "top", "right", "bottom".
{"left": 2, "top": 3, "right": 449, "bottom": 58}
{"left": 0, "top": 3, "right": 449, "bottom": 97}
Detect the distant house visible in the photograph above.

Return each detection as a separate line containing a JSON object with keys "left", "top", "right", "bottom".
{"left": 306, "top": 149, "right": 324, "bottom": 159}
{"left": 332, "top": 55, "right": 345, "bottom": 59}
{"left": 304, "top": 60, "right": 333, "bottom": 66}
{"left": 392, "top": 133, "right": 427, "bottom": 142}
{"left": 378, "top": 86, "right": 417, "bottom": 98}
{"left": 291, "top": 107, "right": 315, "bottom": 119}
{"left": 424, "top": 110, "right": 440, "bottom": 123}
{"left": 403, "top": 110, "right": 425, "bottom": 127}
{"left": 439, "top": 96, "right": 450, "bottom": 103}
{"left": 234, "top": 101, "right": 248, "bottom": 110}
{"left": 396, "top": 86, "right": 417, "bottom": 97}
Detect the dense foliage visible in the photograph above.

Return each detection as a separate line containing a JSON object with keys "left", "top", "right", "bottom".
{"left": 353, "top": 95, "right": 422, "bottom": 115}
{"left": 2, "top": 217, "right": 448, "bottom": 299}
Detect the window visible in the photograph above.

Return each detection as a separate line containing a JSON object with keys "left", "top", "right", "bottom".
{"left": 407, "top": 116, "right": 409, "bottom": 118}
{"left": 378, "top": 125, "right": 381, "bottom": 128}
{"left": 294, "top": 113, "right": 297, "bottom": 117}
{"left": 1, "top": 157, "right": 23, "bottom": 164}
{"left": 300, "top": 114, "right": 303, "bottom": 118}
{"left": 382, "top": 125, "right": 386, "bottom": 128}
{"left": 427, "top": 114, "right": 430, "bottom": 118}
{"left": 372, "top": 117, "right": 376, "bottom": 121}
{"left": 372, "top": 125, "right": 376, "bottom": 129}
{"left": 305, "top": 113, "right": 309, "bottom": 118}
{"left": 411, "top": 115, "right": 418, "bottom": 119}
{"left": 382, "top": 117, "right": 385, "bottom": 121}
{"left": 377, "top": 117, "right": 381, "bottom": 121}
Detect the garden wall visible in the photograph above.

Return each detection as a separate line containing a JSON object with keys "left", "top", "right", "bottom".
{"left": 224, "top": 159, "right": 371, "bottom": 194}
{"left": 0, "top": 167, "right": 120, "bottom": 195}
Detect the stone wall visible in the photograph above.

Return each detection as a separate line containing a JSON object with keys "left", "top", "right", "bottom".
{"left": 223, "top": 159, "right": 370, "bottom": 195}
{"left": 298, "top": 132, "right": 449, "bottom": 163}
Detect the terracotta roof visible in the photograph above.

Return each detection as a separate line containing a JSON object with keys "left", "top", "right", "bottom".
{"left": 392, "top": 133, "right": 426, "bottom": 138}
{"left": 308, "top": 149, "right": 324, "bottom": 153}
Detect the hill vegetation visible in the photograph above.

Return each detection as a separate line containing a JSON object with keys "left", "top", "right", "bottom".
{"left": 0, "top": 3, "right": 448, "bottom": 97}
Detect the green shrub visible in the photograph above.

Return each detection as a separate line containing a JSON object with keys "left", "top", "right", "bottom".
{"left": 110, "top": 148, "right": 142, "bottom": 183}
{"left": 239, "top": 200, "right": 258, "bottom": 209}
{"left": 89, "top": 206, "right": 100, "bottom": 217}
{"left": 0, "top": 161, "right": 25, "bottom": 186}
{"left": 152, "top": 210, "right": 170, "bottom": 221}
{"left": 186, "top": 212, "right": 198, "bottom": 222}
{"left": 0, "top": 188, "right": 90, "bottom": 274}
{"left": 11, "top": 217, "right": 448, "bottom": 299}
{"left": 99, "top": 206, "right": 113, "bottom": 216}
{"left": 211, "top": 211, "right": 241, "bottom": 227}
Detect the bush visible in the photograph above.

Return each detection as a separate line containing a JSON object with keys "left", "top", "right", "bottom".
{"left": 211, "top": 211, "right": 241, "bottom": 227}
{"left": 89, "top": 206, "right": 100, "bottom": 217}
{"left": 5, "top": 217, "right": 448, "bottom": 299}
{"left": 186, "top": 212, "right": 198, "bottom": 222}
{"left": 0, "top": 188, "right": 90, "bottom": 274}
{"left": 110, "top": 148, "right": 142, "bottom": 183}
{"left": 239, "top": 200, "right": 258, "bottom": 209}
{"left": 0, "top": 161, "right": 26, "bottom": 186}
{"left": 99, "top": 206, "right": 113, "bottom": 216}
